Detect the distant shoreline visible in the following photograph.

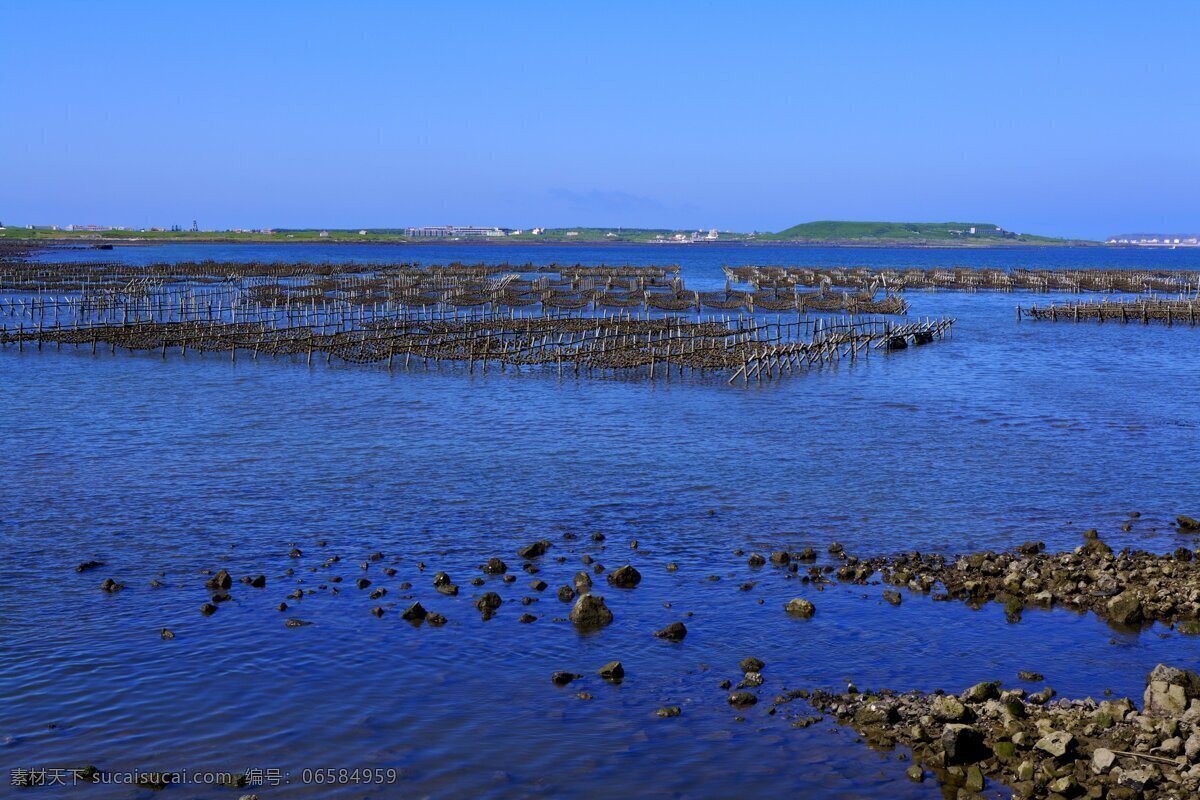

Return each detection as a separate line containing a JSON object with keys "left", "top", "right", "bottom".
{"left": 8, "top": 236, "right": 1100, "bottom": 250}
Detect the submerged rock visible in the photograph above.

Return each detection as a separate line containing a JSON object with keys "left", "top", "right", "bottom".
{"left": 517, "top": 540, "right": 551, "bottom": 559}
{"left": 598, "top": 661, "right": 625, "bottom": 682}
{"left": 401, "top": 602, "right": 427, "bottom": 621}
{"left": 551, "top": 671, "right": 581, "bottom": 687}
{"left": 205, "top": 569, "right": 232, "bottom": 590}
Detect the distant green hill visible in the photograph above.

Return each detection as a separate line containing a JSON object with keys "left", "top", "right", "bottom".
{"left": 761, "top": 221, "right": 1070, "bottom": 244}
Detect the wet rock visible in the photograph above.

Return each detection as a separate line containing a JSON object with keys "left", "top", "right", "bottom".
{"left": 159, "top": 627, "right": 174, "bottom": 640}
{"left": 607, "top": 565, "right": 642, "bottom": 588}
{"left": 905, "top": 764, "right": 924, "bottom": 782}
{"left": 1178, "top": 516, "right": 1200, "bottom": 531}
{"left": 654, "top": 621, "right": 687, "bottom": 642}
{"left": 205, "top": 569, "right": 232, "bottom": 590}
{"left": 747, "top": 552, "right": 766, "bottom": 567}
{"left": 369, "top": 587, "right": 387, "bottom": 600}
{"left": 383, "top": 567, "right": 397, "bottom": 577}
{"left": 598, "top": 661, "right": 624, "bottom": 682}
{"left": 75, "top": 560, "right": 104, "bottom": 573}
{"left": 288, "top": 547, "right": 302, "bottom": 558}
{"left": 573, "top": 571, "right": 593, "bottom": 592}
{"left": 149, "top": 579, "right": 163, "bottom": 588}
{"left": 475, "top": 592, "right": 502, "bottom": 613}
{"left": 356, "top": 578, "right": 371, "bottom": 590}
{"left": 481, "top": 558, "right": 508, "bottom": 575}
{"left": 518, "top": 613, "right": 536, "bottom": 624}
{"left": 1034, "top": 730, "right": 1075, "bottom": 759}
{"left": 591, "top": 532, "right": 606, "bottom": 542}
{"left": 785, "top": 598, "right": 815, "bottom": 618}
{"left": 211, "top": 592, "right": 231, "bottom": 603}
{"left": 931, "top": 694, "right": 971, "bottom": 723}
{"left": 200, "top": 602, "right": 218, "bottom": 616}
{"left": 517, "top": 540, "right": 551, "bottom": 559}
{"left": 247, "top": 575, "right": 266, "bottom": 588}
{"left": 529, "top": 579, "right": 548, "bottom": 592}
{"left": 469, "top": 577, "right": 484, "bottom": 587}
{"left": 740, "top": 657, "right": 765, "bottom": 674}
{"left": 556, "top": 586, "right": 576, "bottom": 603}
{"left": 401, "top": 602, "right": 427, "bottom": 621}
{"left": 426, "top": 612, "right": 447, "bottom": 626}
{"left": 882, "top": 590, "right": 902, "bottom": 606}
{"left": 569, "top": 594, "right": 613, "bottom": 631}
{"left": 1018, "top": 671, "right": 1044, "bottom": 682}
{"left": 665, "top": 562, "right": 678, "bottom": 572}
{"left": 552, "top": 671, "right": 581, "bottom": 686}
{"left": 503, "top": 573, "right": 518, "bottom": 583}
{"left": 656, "top": 706, "right": 681, "bottom": 718}
{"left": 1144, "top": 664, "right": 1200, "bottom": 716}
{"left": 100, "top": 577, "right": 124, "bottom": 593}
{"left": 769, "top": 550, "right": 790, "bottom": 566}
{"left": 727, "top": 691, "right": 757, "bottom": 708}
{"left": 962, "top": 681, "right": 1000, "bottom": 703}
{"left": 941, "top": 724, "right": 987, "bottom": 765}
{"left": 277, "top": 602, "right": 287, "bottom": 611}
{"left": 1091, "top": 747, "right": 1116, "bottom": 773}
{"left": 284, "top": 618, "right": 311, "bottom": 627}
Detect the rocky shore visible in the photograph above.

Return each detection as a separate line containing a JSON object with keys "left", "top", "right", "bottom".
{"left": 809, "top": 664, "right": 1200, "bottom": 798}
{"left": 835, "top": 527, "right": 1200, "bottom": 630}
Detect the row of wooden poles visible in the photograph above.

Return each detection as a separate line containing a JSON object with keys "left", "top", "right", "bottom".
{"left": 0, "top": 301, "right": 954, "bottom": 383}
{"left": 1017, "top": 297, "right": 1200, "bottom": 326}
{"left": 724, "top": 265, "right": 1200, "bottom": 295}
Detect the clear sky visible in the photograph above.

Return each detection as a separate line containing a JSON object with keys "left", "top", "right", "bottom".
{"left": 2, "top": 1, "right": 1197, "bottom": 239}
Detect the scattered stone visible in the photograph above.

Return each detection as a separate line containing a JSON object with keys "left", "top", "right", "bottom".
{"left": 370, "top": 606, "right": 385, "bottom": 618}
{"left": 75, "top": 560, "right": 104, "bottom": 573}
{"left": 205, "top": 569, "right": 232, "bottom": 590}
{"left": 200, "top": 602, "right": 218, "bottom": 616}
{"left": 518, "top": 613, "right": 536, "bottom": 624}
{"left": 529, "top": 579, "right": 547, "bottom": 592}
{"left": 1178, "top": 515, "right": 1200, "bottom": 531}
{"left": 401, "top": 602, "right": 427, "bottom": 621}
{"left": 481, "top": 558, "right": 507, "bottom": 575}
{"left": 607, "top": 564, "right": 642, "bottom": 588}
{"left": 569, "top": 594, "right": 613, "bottom": 631}
{"left": 656, "top": 706, "right": 681, "bottom": 718}
{"left": 100, "top": 577, "right": 124, "bottom": 593}
{"left": 740, "top": 657, "right": 765, "bottom": 674}
{"left": 654, "top": 621, "right": 687, "bottom": 642}
{"left": 475, "top": 592, "right": 502, "bottom": 614}
{"left": 426, "top": 612, "right": 447, "bottom": 626}
{"left": 598, "top": 661, "right": 624, "bottom": 682}
{"left": 556, "top": 586, "right": 575, "bottom": 603}
{"left": 727, "top": 691, "right": 757, "bottom": 708}
{"left": 552, "top": 671, "right": 581, "bottom": 687}
{"left": 785, "top": 598, "right": 815, "bottom": 618}
{"left": 769, "top": 550, "right": 790, "bottom": 565}
{"left": 882, "top": 590, "right": 902, "bottom": 606}
{"left": 356, "top": 577, "right": 371, "bottom": 590}
{"left": 573, "top": 571, "right": 593, "bottom": 592}
{"left": 159, "top": 627, "right": 174, "bottom": 640}
{"left": 1018, "top": 671, "right": 1044, "bottom": 682}
{"left": 747, "top": 553, "right": 766, "bottom": 567}
{"left": 517, "top": 540, "right": 551, "bottom": 559}
{"left": 284, "top": 618, "right": 311, "bottom": 627}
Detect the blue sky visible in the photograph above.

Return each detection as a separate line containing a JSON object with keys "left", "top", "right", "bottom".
{"left": 1, "top": 1, "right": 1197, "bottom": 239}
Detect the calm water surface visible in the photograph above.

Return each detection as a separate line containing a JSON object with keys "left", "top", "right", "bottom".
{"left": 3, "top": 244, "right": 1200, "bottom": 798}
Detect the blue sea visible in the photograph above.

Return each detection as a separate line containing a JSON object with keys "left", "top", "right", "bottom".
{"left": 3, "top": 243, "right": 1199, "bottom": 798}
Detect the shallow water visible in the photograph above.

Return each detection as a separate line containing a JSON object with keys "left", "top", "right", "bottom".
{"left": 3, "top": 244, "right": 1200, "bottom": 798}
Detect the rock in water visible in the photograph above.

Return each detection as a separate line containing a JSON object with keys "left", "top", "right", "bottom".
{"left": 598, "top": 661, "right": 624, "bottom": 682}
{"left": 517, "top": 540, "right": 551, "bottom": 559}
{"left": 475, "top": 592, "right": 502, "bottom": 613}
{"left": 569, "top": 595, "right": 613, "bottom": 631}
{"left": 1106, "top": 591, "right": 1144, "bottom": 626}
{"left": 401, "top": 602, "right": 427, "bottom": 621}
{"left": 785, "top": 598, "right": 815, "bottom": 618}
{"left": 727, "top": 691, "right": 757, "bottom": 708}
{"left": 205, "top": 569, "right": 232, "bottom": 590}
{"left": 100, "top": 577, "right": 124, "bottom": 593}
{"left": 1178, "top": 515, "right": 1200, "bottom": 531}
{"left": 654, "top": 621, "right": 687, "bottom": 642}
{"left": 556, "top": 585, "right": 576, "bottom": 603}
{"left": 606, "top": 565, "right": 642, "bottom": 588}
{"left": 551, "top": 671, "right": 581, "bottom": 686}
{"left": 284, "top": 617, "right": 311, "bottom": 628}
{"left": 656, "top": 706, "right": 681, "bottom": 718}
{"left": 739, "top": 657, "right": 765, "bottom": 674}
{"left": 481, "top": 558, "right": 508, "bottom": 575}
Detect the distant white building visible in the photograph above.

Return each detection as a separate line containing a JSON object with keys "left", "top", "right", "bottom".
{"left": 318, "top": 230, "right": 330, "bottom": 238}
{"left": 405, "top": 225, "right": 508, "bottom": 238}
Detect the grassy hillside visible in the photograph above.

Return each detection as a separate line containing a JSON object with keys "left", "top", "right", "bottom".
{"left": 761, "top": 221, "right": 1070, "bottom": 244}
